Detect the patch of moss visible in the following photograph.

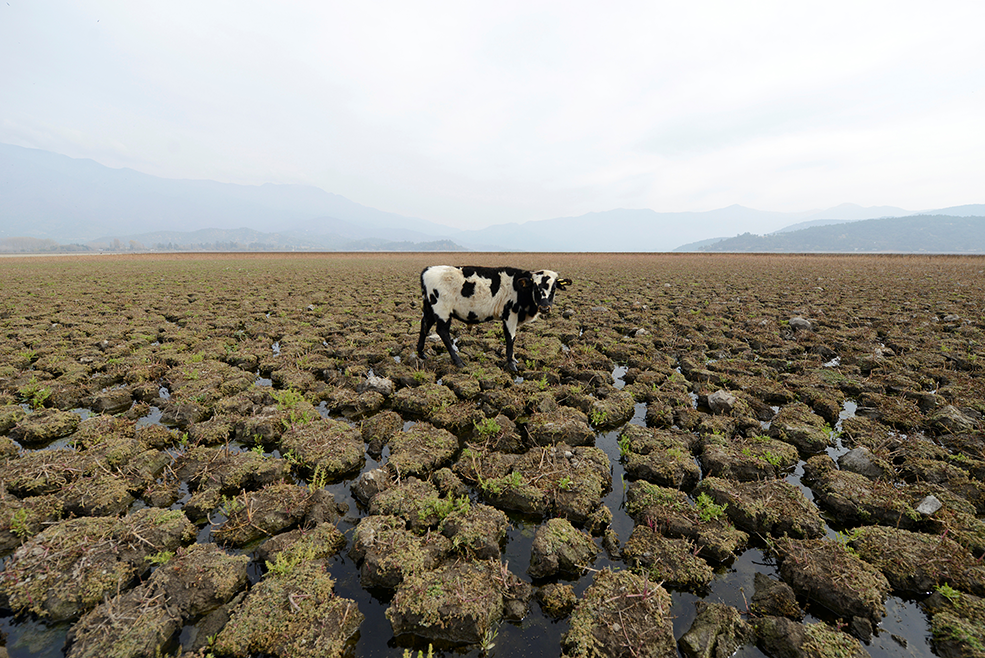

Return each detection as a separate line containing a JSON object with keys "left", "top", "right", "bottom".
{"left": 563, "top": 568, "right": 675, "bottom": 658}
{"left": 281, "top": 417, "right": 365, "bottom": 480}
{"left": 216, "top": 561, "right": 363, "bottom": 658}
{"left": 388, "top": 422, "right": 459, "bottom": 477}
{"left": 0, "top": 507, "right": 195, "bottom": 621}
{"left": 387, "top": 560, "right": 526, "bottom": 645}
{"left": 775, "top": 537, "right": 890, "bottom": 624}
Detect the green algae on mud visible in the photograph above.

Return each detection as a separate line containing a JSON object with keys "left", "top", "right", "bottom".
{"left": 0, "top": 252, "right": 983, "bottom": 658}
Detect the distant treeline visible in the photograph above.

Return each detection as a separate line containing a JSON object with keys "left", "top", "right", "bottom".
{"left": 0, "top": 237, "right": 92, "bottom": 253}
{"left": 149, "top": 239, "right": 467, "bottom": 251}
{"left": 152, "top": 241, "right": 295, "bottom": 251}
{"left": 1, "top": 236, "right": 466, "bottom": 253}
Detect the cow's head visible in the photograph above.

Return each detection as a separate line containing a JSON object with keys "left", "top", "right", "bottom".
{"left": 520, "top": 270, "right": 572, "bottom": 314}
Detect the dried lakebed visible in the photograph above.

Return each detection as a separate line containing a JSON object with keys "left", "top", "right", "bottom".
{"left": 0, "top": 252, "right": 983, "bottom": 658}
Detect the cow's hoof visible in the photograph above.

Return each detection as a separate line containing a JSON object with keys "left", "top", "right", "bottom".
{"left": 505, "top": 361, "right": 518, "bottom": 374}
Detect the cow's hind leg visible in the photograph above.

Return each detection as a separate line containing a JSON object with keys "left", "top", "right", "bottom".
{"left": 417, "top": 305, "right": 436, "bottom": 360}
{"left": 435, "top": 318, "right": 464, "bottom": 367}
{"left": 502, "top": 319, "right": 518, "bottom": 373}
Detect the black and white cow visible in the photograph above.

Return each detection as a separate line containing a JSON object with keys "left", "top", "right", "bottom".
{"left": 417, "top": 265, "right": 572, "bottom": 372}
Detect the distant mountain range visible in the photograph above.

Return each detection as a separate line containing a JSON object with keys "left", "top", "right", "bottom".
{"left": 2, "top": 142, "right": 982, "bottom": 253}
{"left": 675, "top": 214, "right": 985, "bottom": 253}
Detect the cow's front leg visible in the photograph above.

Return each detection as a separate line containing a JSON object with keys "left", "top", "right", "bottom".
{"left": 435, "top": 318, "right": 464, "bottom": 367}
{"left": 502, "top": 318, "right": 518, "bottom": 373}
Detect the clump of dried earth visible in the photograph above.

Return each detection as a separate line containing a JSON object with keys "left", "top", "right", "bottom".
{"left": 0, "top": 252, "right": 983, "bottom": 658}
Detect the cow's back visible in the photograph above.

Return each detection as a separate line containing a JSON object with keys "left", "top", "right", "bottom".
{"left": 421, "top": 265, "right": 517, "bottom": 323}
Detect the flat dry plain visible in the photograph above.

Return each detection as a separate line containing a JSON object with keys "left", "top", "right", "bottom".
{"left": 0, "top": 253, "right": 983, "bottom": 658}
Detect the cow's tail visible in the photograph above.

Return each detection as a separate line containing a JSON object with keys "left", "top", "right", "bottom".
{"left": 419, "top": 267, "right": 430, "bottom": 301}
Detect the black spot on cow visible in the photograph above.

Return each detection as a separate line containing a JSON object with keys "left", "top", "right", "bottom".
{"left": 461, "top": 281, "right": 476, "bottom": 297}
{"left": 467, "top": 311, "right": 478, "bottom": 322}
{"left": 429, "top": 291, "right": 440, "bottom": 305}
{"left": 488, "top": 275, "right": 500, "bottom": 297}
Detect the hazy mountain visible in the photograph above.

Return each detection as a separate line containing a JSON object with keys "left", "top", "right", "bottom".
{"left": 694, "top": 215, "right": 985, "bottom": 253}
{"left": 452, "top": 204, "right": 937, "bottom": 252}
{"left": 0, "top": 142, "right": 453, "bottom": 243}
{"left": 2, "top": 143, "right": 980, "bottom": 253}
{"left": 770, "top": 219, "right": 857, "bottom": 234}
{"left": 927, "top": 204, "right": 985, "bottom": 216}
{"left": 454, "top": 206, "right": 811, "bottom": 252}
{"left": 673, "top": 236, "right": 731, "bottom": 252}
{"left": 800, "top": 202, "right": 910, "bottom": 221}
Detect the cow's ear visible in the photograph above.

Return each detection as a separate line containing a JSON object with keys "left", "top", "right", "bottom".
{"left": 517, "top": 277, "right": 531, "bottom": 288}
{"left": 557, "top": 278, "right": 572, "bottom": 290}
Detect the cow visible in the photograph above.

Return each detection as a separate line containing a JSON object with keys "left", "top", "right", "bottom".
{"left": 417, "top": 265, "right": 572, "bottom": 372}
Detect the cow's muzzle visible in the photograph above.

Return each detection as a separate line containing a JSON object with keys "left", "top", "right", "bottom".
{"left": 538, "top": 304, "right": 552, "bottom": 314}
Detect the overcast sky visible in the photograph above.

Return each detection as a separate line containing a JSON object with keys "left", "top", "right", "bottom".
{"left": 2, "top": 2, "right": 983, "bottom": 229}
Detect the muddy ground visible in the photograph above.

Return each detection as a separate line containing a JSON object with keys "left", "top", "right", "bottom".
{"left": 0, "top": 252, "right": 983, "bottom": 658}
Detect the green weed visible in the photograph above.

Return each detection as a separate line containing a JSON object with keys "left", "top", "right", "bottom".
{"left": 145, "top": 550, "right": 175, "bottom": 566}
{"left": 18, "top": 376, "right": 51, "bottom": 410}
{"left": 473, "top": 417, "right": 502, "bottom": 439}
{"left": 695, "top": 492, "right": 727, "bottom": 523}
{"left": 935, "top": 582, "right": 961, "bottom": 604}
{"left": 8, "top": 508, "right": 30, "bottom": 538}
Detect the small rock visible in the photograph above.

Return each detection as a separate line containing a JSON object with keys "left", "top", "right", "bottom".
{"left": 849, "top": 615, "right": 873, "bottom": 642}
{"left": 838, "top": 447, "right": 893, "bottom": 481}
{"left": 751, "top": 572, "right": 802, "bottom": 619}
{"left": 357, "top": 374, "right": 394, "bottom": 397}
{"left": 708, "top": 390, "right": 737, "bottom": 415}
{"left": 916, "top": 495, "right": 942, "bottom": 516}
{"left": 789, "top": 317, "right": 814, "bottom": 331}
{"left": 931, "top": 405, "right": 977, "bottom": 434}
{"left": 678, "top": 601, "right": 753, "bottom": 658}
{"left": 351, "top": 468, "right": 392, "bottom": 506}
{"left": 91, "top": 387, "right": 134, "bottom": 414}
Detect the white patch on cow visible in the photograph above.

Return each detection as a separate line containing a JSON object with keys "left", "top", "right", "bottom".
{"left": 422, "top": 266, "right": 511, "bottom": 323}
